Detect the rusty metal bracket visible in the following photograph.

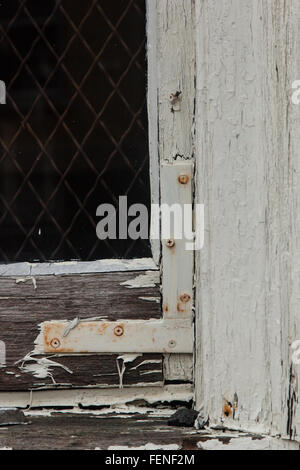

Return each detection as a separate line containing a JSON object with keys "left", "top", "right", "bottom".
{"left": 39, "top": 320, "right": 193, "bottom": 354}
{"left": 161, "top": 162, "right": 194, "bottom": 321}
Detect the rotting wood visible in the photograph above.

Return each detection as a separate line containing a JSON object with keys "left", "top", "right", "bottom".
{"left": 0, "top": 411, "right": 299, "bottom": 450}
{"left": 0, "top": 270, "right": 164, "bottom": 390}
{"left": 0, "top": 355, "right": 163, "bottom": 391}
{"left": 0, "top": 384, "right": 193, "bottom": 408}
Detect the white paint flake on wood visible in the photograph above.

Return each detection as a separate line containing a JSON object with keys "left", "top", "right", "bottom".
{"left": 0, "top": 258, "right": 158, "bottom": 277}
{"left": 199, "top": 436, "right": 300, "bottom": 451}
{"left": 107, "top": 444, "right": 180, "bottom": 451}
{"left": 0, "top": 341, "right": 6, "bottom": 367}
{"left": 0, "top": 384, "right": 193, "bottom": 409}
{"left": 120, "top": 270, "right": 160, "bottom": 289}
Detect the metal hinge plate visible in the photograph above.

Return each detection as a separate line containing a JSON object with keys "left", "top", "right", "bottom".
{"left": 40, "top": 320, "right": 193, "bottom": 354}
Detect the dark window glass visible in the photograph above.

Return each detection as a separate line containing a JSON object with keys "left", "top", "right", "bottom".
{"left": 0, "top": 0, "right": 151, "bottom": 262}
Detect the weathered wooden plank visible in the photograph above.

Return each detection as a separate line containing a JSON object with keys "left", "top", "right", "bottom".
{"left": 0, "top": 258, "right": 157, "bottom": 276}
{"left": 0, "top": 384, "right": 194, "bottom": 408}
{"left": 0, "top": 412, "right": 298, "bottom": 450}
{"left": 0, "top": 271, "right": 160, "bottom": 304}
{"left": 194, "top": 0, "right": 300, "bottom": 438}
{"left": 0, "top": 355, "right": 163, "bottom": 391}
{"left": 0, "top": 270, "right": 163, "bottom": 390}
{"left": 0, "top": 413, "right": 200, "bottom": 450}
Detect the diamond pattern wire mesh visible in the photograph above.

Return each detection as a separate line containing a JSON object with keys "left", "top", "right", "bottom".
{"left": 0, "top": 0, "right": 151, "bottom": 263}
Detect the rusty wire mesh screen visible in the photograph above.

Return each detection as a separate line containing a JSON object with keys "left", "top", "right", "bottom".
{"left": 0, "top": 0, "right": 151, "bottom": 263}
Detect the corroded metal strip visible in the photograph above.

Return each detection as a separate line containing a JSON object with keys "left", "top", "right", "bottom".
{"left": 39, "top": 320, "right": 193, "bottom": 354}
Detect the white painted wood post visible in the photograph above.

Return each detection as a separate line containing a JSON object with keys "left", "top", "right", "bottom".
{"left": 194, "top": 0, "right": 300, "bottom": 439}
{"left": 154, "top": 0, "right": 196, "bottom": 382}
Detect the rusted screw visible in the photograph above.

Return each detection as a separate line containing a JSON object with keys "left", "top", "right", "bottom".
{"left": 50, "top": 338, "right": 61, "bottom": 349}
{"left": 169, "top": 91, "right": 182, "bottom": 105}
{"left": 168, "top": 340, "right": 177, "bottom": 349}
{"left": 166, "top": 238, "right": 175, "bottom": 248}
{"left": 223, "top": 402, "right": 233, "bottom": 418}
{"left": 178, "top": 174, "right": 189, "bottom": 185}
{"left": 180, "top": 293, "right": 191, "bottom": 303}
{"left": 114, "top": 325, "right": 124, "bottom": 337}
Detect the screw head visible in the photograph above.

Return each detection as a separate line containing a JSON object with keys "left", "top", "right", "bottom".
{"left": 114, "top": 325, "right": 124, "bottom": 337}
{"left": 178, "top": 174, "right": 189, "bottom": 185}
{"left": 180, "top": 293, "right": 191, "bottom": 303}
{"left": 50, "top": 338, "right": 61, "bottom": 349}
{"left": 166, "top": 239, "right": 175, "bottom": 248}
{"left": 168, "top": 340, "right": 177, "bottom": 349}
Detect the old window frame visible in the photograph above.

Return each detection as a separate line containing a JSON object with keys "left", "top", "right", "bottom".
{"left": 0, "top": 0, "right": 196, "bottom": 402}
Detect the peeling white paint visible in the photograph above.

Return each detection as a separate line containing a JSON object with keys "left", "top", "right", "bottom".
{"left": 0, "top": 385, "right": 193, "bottom": 409}
{"left": 199, "top": 437, "right": 300, "bottom": 451}
{"left": 0, "top": 341, "right": 6, "bottom": 367}
{"left": 16, "top": 276, "right": 37, "bottom": 289}
{"left": 0, "top": 258, "right": 157, "bottom": 276}
{"left": 116, "top": 354, "right": 142, "bottom": 389}
{"left": 139, "top": 296, "right": 160, "bottom": 303}
{"left": 140, "top": 370, "right": 162, "bottom": 376}
{"left": 121, "top": 271, "right": 160, "bottom": 289}
{"left": 131, "top": 359, "right": 162, "bottom": 370}
{"left": 24, "top": 406, "right": 174, "bottom": 419}
{"left": 107, "top": 444, "right": 180, "bottom": 450}
{"left": 62, "top": 317, "right": 80, "bottom": 337}
{"left": 194, "top": 0, "right": 300, "bottom": 437}
{"left": 16, "top": 353, "right": 73, "bottom": 382}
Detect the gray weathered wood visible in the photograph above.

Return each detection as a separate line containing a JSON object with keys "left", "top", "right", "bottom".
{"left": 0, "top": 271, "right": 163, "bottom": 390}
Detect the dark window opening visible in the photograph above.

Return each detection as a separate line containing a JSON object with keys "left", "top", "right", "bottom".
{"left": 0, "top": 0, "right": 151, "bottom": 263}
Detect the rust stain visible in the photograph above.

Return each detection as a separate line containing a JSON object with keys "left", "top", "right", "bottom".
{"left": 114, "top": 325, "right": 124, "bottom": 337}
{"left": 166, "top": 238, "right": 175, "bottom": 248}
{"left": 177, "top": 302, "right": 186, "bottom": 313}
{"left": 223, "top": 401, "right": 235, "bottom": 418}
{"left": 45, "top": 345, "right": 74, "bottom": 353}
{"left": 50, "top": 338, "right": 61, "bottom": 349}
{"left": 163, "top": 304, "right": 169, "bottom": 313}
{"left": 178, "top": 174, "right": 190, "bottom": 185}
{"left": 180, "top": 293, "right": 191, "bottom": 303}
{"left": 98, "top": 323, "right": 109, "bottom": 335}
